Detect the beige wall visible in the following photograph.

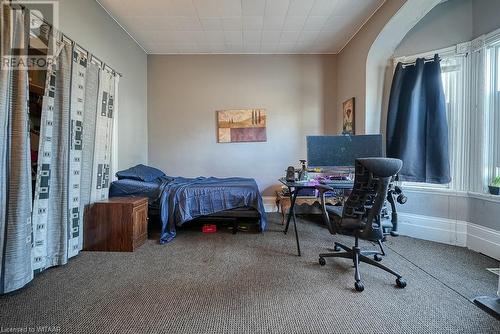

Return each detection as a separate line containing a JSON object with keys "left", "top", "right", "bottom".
{"left": 395, "top": 0, "right": 500, "bottom": 57}
{"left": 336, "top": 0, "right": 406, "bottom": 135}
{"left": 58, "top": 0, "right": 148, "bottom": 169}
{"left": 148, "top": 55, "right": 337, "bottom": 195}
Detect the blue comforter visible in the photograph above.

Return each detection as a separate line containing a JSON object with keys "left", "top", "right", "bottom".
{"left": 109, "top": 176, "right": 267, "bottom": 243}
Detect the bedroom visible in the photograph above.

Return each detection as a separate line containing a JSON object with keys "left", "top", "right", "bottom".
{"left": 1, "top": 0, "right": 499, "bottom": 333}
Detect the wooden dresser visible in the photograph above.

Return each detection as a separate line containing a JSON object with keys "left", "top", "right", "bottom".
{"left": 84, "top": 197, "right": 148, "bottom": 252}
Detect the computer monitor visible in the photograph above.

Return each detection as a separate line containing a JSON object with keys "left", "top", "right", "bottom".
{"left": 306, "top": 135, "right": 383, "bottom": 168}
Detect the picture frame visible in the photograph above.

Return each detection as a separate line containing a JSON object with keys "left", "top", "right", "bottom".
{"left": 217, "top": 109, "right": 267, "bottom": 143}
{"left": 342, "top": 97, "right": 355, "bottom": 135}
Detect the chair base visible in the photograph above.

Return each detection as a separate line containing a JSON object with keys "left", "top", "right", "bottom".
{"left": 319, "top": 237, "right": 406, "bottom": 292}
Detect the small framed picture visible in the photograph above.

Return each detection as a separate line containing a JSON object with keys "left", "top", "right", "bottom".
{"left": 342, "top": 97, "right": 355, "bottom": 135}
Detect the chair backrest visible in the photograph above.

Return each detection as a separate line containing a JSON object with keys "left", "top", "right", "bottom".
{"left": 342, "top": 158, "right": 402, "bottom": 240}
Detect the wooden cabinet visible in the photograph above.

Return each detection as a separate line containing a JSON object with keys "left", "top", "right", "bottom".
{"left": 84, "top": 197, "right": 148, "bottom": 252}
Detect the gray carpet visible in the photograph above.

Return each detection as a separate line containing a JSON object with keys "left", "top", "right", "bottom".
{"left": 0, "top": 213, "right": 498, "bottom": 333}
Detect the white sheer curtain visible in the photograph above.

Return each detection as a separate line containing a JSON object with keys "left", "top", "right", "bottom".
{"left": 485, "top": 39, "right": 500, "bottom": 190}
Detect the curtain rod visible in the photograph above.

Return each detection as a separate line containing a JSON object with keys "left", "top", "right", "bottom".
{"left": 9, "top": 1, "right": 123, "bottom": 77}
{"left": 400, "top": 56, "right": 441, "bottom": 66}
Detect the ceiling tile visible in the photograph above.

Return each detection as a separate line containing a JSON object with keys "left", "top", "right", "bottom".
{"left": 119, "top": 16, "right": 174, "bottom": 31}
{"left": 322, "top": 15, "right": 351, "bottom": 33}
{"left": 287, "top": 0, "right": 314, "bottom": 16}
{"left": 278, "top": 42, "right": 296, "bottom": 52}
{"left": 295, "top": 42, "right": 316, "bottom": 53}
{"left": 169, "top": 16, "right": 202, "bottom": 31}
{"left": 263, "top": 16, "right": 285, "bottom": 30}
{"left": 168, "top": 0, "right": 197, "bottom": 16}
{"left": 176, "top": 43, "right": 199, "bottom": 53}
{"left": 221, "top": 17, "right": 242, "bottom": 30}
{"left": 241, "top": 0, "right": 266, "bottom": 16}
{"left": 264, "top": 0, "right": 290, "bottom": 16}
{"left": 204, "top": 31, "right": 226, "bottom": 43}
{"left": 298, "top": 30, "right": 319, "bottom": 42}
{"left": 260, "top": 43, "right": 278, "bottom": 53}
{"left": 194, "top": 0, "right": 220, "bottom": 17}
{"left": 99, "top": 0, "right": 168, "bottom": 17}
{"left": 225, "top": 43, "right": 243, "bottom": 52}
{"left": 303, "top": 16, "right": 328, "bottom": 31}
{"left": 195, "top": 44, "right": 214, "bottom": 53}
{"left": 243, "top": 43, "right": 261, "bottom": 52}
{"left": 133, "top": 30, "right": 175, "bottom": 43}
{"left": 98, "top": 0, "right": 383, "bottom": 54}
{"left": 261, "top": 31, "right": 282, "bottom": 43}
{"left": 224, "top": 30, "right": 243, "bottom": 44}
{"left": 209, "top": 44, "right": 227, "bottom": 53}
{"left": 200, "top": 17, "right": 223, "bottom": 30}
{"left": 218, "top": 0, "right": 242, "bottom": 16}
{"left": 243, "top": 30, "right": 261, "bottom": 44}
{"left": 243, "top": 16, "right": 263, "bottom": 30}
{"left": 148, "top": 44, "right": 178, "bottom": 53}
{"left": 309, "top": 0, "right": 339, "bottom": 16}
{"left": 282, "top": 16, "right": 307, "bottom": 31}
{"left": 280, "top": 30, "right": 300, "bottom": 43}
{"left": 173, "top": 31, "right": 203, "bottom": 43}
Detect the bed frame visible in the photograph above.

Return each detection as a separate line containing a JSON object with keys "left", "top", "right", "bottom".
{"left": 148, "top": 206, "right": 261, "bottom": 234}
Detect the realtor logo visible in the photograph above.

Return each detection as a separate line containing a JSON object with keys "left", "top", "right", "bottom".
{"left": 1, "top": 0, "right": 59, "bottom": 70}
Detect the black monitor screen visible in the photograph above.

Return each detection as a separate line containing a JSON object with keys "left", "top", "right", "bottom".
{"left": 306, "top": 135, "right": 383, "bottom": 168}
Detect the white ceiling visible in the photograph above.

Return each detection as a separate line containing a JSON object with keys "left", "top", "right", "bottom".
{"left": 97, "top": 0, "right": 384, "bottom": 54}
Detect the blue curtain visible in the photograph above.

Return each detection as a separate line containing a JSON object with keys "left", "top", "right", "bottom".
{"left": 386, "top": 54, "right": 451, "bottom": 184}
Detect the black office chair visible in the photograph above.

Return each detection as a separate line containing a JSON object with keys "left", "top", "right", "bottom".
{"left": 315, "top": 158, "right": 406, "bottom": 292}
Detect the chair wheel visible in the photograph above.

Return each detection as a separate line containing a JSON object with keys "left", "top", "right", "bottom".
{"left": 374, "top": 254, "right": 383, "bottom": 262}
{"left": 333, "top": 245, "right": 341, "bottom": 252}
{"left": 319, "top": 257, "right": 326, "bottom": 266}
{"left": 354, "top": 281, "right": 364, "bottom": 292}
{"left": 396, "top": 278, "right": 407, "bottom": 288}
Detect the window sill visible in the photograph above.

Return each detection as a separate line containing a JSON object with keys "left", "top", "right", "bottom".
{"left": 402, "top": 185, "right": 466, "bottom": 197}
{"left": 402, "top": 186, "right": 500, "bottom": 203}
{"left": 467, "top": 192, "right": 500, "bottom": 203}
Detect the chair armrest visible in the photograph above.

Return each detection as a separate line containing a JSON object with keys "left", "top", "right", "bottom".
{"left": 314, "top": 184, "right": 339, "bottom": 235}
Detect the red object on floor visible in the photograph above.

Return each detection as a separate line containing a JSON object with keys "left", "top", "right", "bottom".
{"left": 202, "top": 224, "right": 217, "bottom": 233}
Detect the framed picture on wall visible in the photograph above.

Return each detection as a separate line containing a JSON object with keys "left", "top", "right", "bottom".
{"left": 342, "top": 97, "right": 355, "bottom": 135}
{"left": 217, "top": 109, "right": 267, "bottom": 143}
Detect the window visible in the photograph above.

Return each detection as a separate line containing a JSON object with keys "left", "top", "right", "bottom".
{"left": 394, "top": 29, "right": 500, "bottom": 194}
{"left": 485, "top": 41, "right": 500, "bottom": 190}
{"left": 394, "top": 50, "right": 468, "bottom": 191}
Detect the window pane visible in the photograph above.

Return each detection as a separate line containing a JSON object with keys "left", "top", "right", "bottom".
{"left": 497, "top": 46, "right": 500, "bottom": 92}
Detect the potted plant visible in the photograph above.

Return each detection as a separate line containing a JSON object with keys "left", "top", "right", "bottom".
{"left": 488, "top": 176, "right": 500, "bottom": 195}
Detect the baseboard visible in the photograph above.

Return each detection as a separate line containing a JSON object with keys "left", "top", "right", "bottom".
{"left": 398, "top": 212, "right": 499, "bottom": 260}
{"left": 398, "top": 213, "right": 467, "bottom": 246}
{"left": 466, "top": 223, "right": 500, "bottom": 261}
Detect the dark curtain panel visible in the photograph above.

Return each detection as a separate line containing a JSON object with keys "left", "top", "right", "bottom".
{"left": 386, "top": 54, "right": 451, "bottom": 184}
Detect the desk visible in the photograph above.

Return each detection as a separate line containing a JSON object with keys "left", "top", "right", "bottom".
{"left": 279, "top": 178, "right": 353, "bottom": 256}
{"left": 276, "top": 191, "right": 341, "bottom": 225}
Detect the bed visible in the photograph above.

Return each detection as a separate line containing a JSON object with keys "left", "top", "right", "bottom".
{"left": 109, "top": 170, "right": 267, "bottom": 244}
